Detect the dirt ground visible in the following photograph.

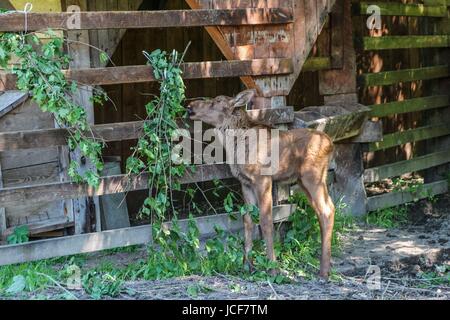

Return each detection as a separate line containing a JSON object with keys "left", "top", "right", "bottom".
{"left": 10, "top": 194, "right": 450, "bottom": 300}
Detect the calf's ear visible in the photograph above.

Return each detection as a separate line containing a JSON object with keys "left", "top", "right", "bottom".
{"left": 230, "top": 89, "right": 256, "bottom": 108}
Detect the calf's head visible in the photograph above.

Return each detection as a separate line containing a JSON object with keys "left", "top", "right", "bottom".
{"left": 187, "top": 89, "right": 256, "bottom": 127}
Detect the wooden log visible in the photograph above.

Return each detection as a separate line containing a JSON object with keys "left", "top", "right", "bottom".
{"left": 353, "top": 2, "right": 447, "bottom": 17}
{"left": 359, "top": 65, "right": 449, "bottom": 87}
{"left": 367, "top": 180, "right": 448, "bottom": 212}
{"left": 369, "top": 95, "right": 449, "bottom": 117}
{"left": 0, "top": 204, "right": 294, "bottom": 266}
{"left": 0, "top": 8, "right": 294, "bottom": 32}
{"left": 366, "top": 123, "right": 450, "bottom": 152}
{"left": 361, "top": 35, "right": 449, "bottom": 51}
{"left": 364, "top": 149, "right": 450, "bottom": 183}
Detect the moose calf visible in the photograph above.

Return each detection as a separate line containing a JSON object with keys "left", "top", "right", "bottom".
{"left": 187, "top": 90, "right": 335, "bottom": 279}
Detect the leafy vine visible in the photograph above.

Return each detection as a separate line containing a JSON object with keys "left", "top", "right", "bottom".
{"left": 0, "top": 28, "right": 107, "bottom": 187}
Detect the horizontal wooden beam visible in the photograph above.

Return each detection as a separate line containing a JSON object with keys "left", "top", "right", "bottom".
{"left": 0, "top": 107, "right": 296, "bottom": 151}
{"left": 2, "top": 59, "right": 293, "bottom": 88}
{"left": 0, "top": 8, "right": 294, "bottom": 32}
{"left": 359, "top": 65, "right": 449, "bottom": 87}
{"left": 0, "top": 164, "right": 234, "bottom": 207}
{"left": 361, "top": 35, "right": 449, "bottom": 51}
{"left": 0, "top": 121, "right": 144, "bottom": 151}
{"left": 302, "top": 57, "right": 332, "bottom": 72}
{"left": 367, "top": 180, "right": 448, "bottom": 212}
{"left": 369, "top": 95, "right": 449, "bottom": 117}
{"left": 0, "top": 162, "right": 336, "bottom": 207}
{"left": 53, "top": 59, "right": 292, "bottom": 86}
{"left": 364, "top": 149, "right": 450, "bottom": 183}
{"left": 0, "top": 204, "right": 295, "bottom": 266}
{"left": 366, "top": 123, "right": 450, "bottom": 152}
{"left": 353, "top": 2, "right": 448, "bottom": 17}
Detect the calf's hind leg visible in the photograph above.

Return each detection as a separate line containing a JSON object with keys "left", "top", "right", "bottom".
{"left": 299, "top": 170, "right": 335, "bottom": 279}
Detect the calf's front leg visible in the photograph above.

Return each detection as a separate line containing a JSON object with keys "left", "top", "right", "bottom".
{"left": 241, "top": 184, "right": 257, "bottom": 271}
{"left": 255, "top": 178, "right": 276, "bottom": 269}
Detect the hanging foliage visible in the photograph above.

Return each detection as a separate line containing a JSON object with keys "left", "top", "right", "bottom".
{"left": 0, "top": 28, "right": 107, "bottom": 187}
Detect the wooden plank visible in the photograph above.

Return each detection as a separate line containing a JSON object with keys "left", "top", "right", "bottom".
{"left": 302, "top": 57, "right": 331, "bottom": 72}
{"left": 348, "top": 120, "right": 383, "bottom": 143}
{"left": 99, "top": 161, "right": 130, "bottom": 230}
{"left": 0, "top": 121, "right": 144, "bottom": 152}
{"left": 319, "top": 0, "right": 357, "bottom": 97}
{"left": 67, "top": 59, "right": 293, "bottom": 85}
{"left": 361, "top": 35, "right": 449, "bottom": 51}
{"left": 364, "top": 149, "right": 450, "bottom": 183}
{"left": 0, "top": 91, "right": 28, "bottom": 118}
{"left": 359, "top": 65, "right": 449, "bottom": 87}
{"left": 3, "top": 217, "right": 74, "bottom": 238}
{"left": 367, "top": 180, "right": 449, "bottom": 212}
{"left": 0, "top": 8, "right": 294, "bottom": 32}
{"left": 3, "top": 59, "right": 293, "bottom": 88}
{"left": 2, "top": 162, "right": 60, "bottom": 188}
{"left": 0, "top": 72, "right": 17, "bottom": 91}
{"left": 366, "top": 123, "right": 450, "bottom": 152}
{"left": 246, "top": 106, "right": 294, "bottom": 125}
{"left": 330, "top": 0, "right": 344, "bottom": 69}
{"left": 0, "top": 164, "right": 233, "bottom": 207}
{"left": 353, "top": 2, "right": 447, "bottom": 17}
{"left": 0, "top": 105, "right": 299, "bottom": 151}
{"left": 369, "top": 95, "right": 449, "bottom": 117}
{"left": 0, "top": 163, "right": 335, "bottom": 208}
{"left": 0, "top": 163, "right": 6, "bottom": 240}
{"left": 185, "top": 0, "right": 259, "bottom": 93}
{"left": 0, "top": 204, "right": 294, "bottom": 266}
{"left": 63, "top": 1, "right": 97, "bottom": 235}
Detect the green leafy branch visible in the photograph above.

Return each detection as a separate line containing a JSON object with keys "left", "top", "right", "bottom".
{"left": 0, "top": 29, "right": 108, "bottom": 187}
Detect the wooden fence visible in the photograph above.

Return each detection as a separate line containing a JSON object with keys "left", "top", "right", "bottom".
{"left": 0, "top": 1, "right": 337, "bottom": 265}
{"left": 0, "top": 0, "right": 449, "bottom": 266}
{"left": 353, "top": 0, "right": 450, "bottom": 211}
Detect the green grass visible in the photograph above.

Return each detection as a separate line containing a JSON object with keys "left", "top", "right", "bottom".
{"left": 365, "top": 206, "right": 409, "bottom": 229}
{"left": 0, "top": 194, "right": 356, "bottom": 299}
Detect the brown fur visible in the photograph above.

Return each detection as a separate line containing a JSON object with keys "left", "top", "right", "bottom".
{"left": 187, "top": 90, "right": 335, "bottom": 279}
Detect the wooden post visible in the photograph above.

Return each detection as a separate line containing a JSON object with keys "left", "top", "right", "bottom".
{"left": 319, "top": 0, "right": 368, "bottom": 216}
{"left": 64, "top": 0, "right": 101, "bottom": 233}
{"left": 0, "top": 163, "right": 6, "bottom": 242}
{"left": 423, "top": 0, "right": 450, "bottom": 183}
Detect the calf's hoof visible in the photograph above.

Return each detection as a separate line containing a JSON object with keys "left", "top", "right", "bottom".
{"left": 319, "top": 270, "right": 330, "bottom": 281}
